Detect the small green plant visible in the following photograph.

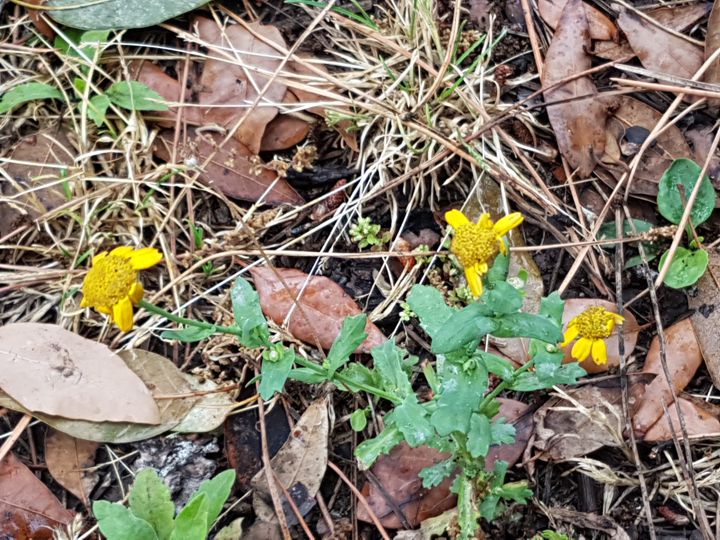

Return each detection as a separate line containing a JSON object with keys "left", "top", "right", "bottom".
{"left": 349, "top": 217, "right": 391, "bottom": 248}
{"left": 93, "top": 468, "right": 236, "bottom": 540}
{"left": 532, "top": 530, "right": 571, "bottom": 540}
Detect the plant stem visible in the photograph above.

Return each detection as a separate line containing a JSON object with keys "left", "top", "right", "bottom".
{"left": 139, "top": 299, "right": 240, "bottom": 335}
{"left": 477, "top": 357, "right": 536, "bottom": 412}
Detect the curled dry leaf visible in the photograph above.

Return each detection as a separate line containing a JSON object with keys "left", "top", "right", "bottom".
{"left": 250, "top": 267, "right": 386, "bottom": 352}
{"left": 632, "top": 319, "right": 703, "bottom": 436}
{"left": 644, "top": 395, "right": 720, "bottom": 443}
{"left": 542, "top": 0, "right": 607, "bottom": 177}
{"left": 251, "top": 397, "right": 329, "bottom": 524}
{"left": 44, "top": 429, "right": 99, "bottom": 507}
{"left": 0, "top": 324, "right": 160, "bottom": 424}
{"left": 538, "top": 0, "right": 618, "bottom": 40}
{"left": 154, "top": 129, "right": 303, "bottom": 205}
{"left": 561, "top": 298, "right": 638, "bottom": 374}
{"left": 0, "top": 452, "right": 74, "bottom": 536}
{"left": 690, "top": 249, "right": 720, "bottom": 388}
{"left": 706, "top": 1, "right": 720, "bottom": 109}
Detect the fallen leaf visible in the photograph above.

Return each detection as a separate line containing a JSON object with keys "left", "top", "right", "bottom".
{"left": 592, "top": 39, "right": 635, "bottom": 62}
{"left": 44, "top": 429, "right": 99, "bottom": 506}
{"left": 0, "top": 452, "right": 74, "bottom": 537}
{"left": 134, "top": 61, "right": 203, "bottom": 127}
{"left": 251, "top": 397, "right": 329, "bottom": 524}
{"left": 542, "top": 0, "right": 607, "bottom": 177}
{"left": 172, "top": 376, "right": 236, "bottom": 434}
{"left": 617, "top": 9, "right": 704, "bottom": 81}
{"left": 707, "top": 1, "right": 720, "bottom": 109}
{"left": 469, "top": 0, "right": 493, "bottom": 28}
{"left": 644, "top": 395, "right": 720, "bottom": 442}
{"left": 0, "top": 324, "right": 160, "bottom": 424}
{"left": 24, "top": 0, "right": 55, "bottom": 39}
{"left": 690, "top": 250, "right": 720, "bottom": 387}
{"left": 686, "top": 126, "right": 720, "bottom": 181}
{"left": 154, "top": 129, "right": 304, "bottom": 205}
{"left": 250, "top": 267, "right": 386, "bottom": 353}
{"left": 545, "top": 507, "right": 631, "bottom": 540}
{"left": 632, "top": 319, "right": 703, "bottom": 436}
{"left": 538, "top": 0, "right": 618, "bottom": 40}
{"left": 260, "top": 111, "right": 311, "bottom": 152}
{"left": 561, "top": 299, "right": 639, "bottom": 374}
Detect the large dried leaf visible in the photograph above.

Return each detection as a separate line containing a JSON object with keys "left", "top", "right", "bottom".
{"left": 172, "top": 376, "right": 236, "bottom": 433}
{"left": 644, "top": 395, "right": 720, "bottom": 442}
{"left": 538, "top": 0, "right": 617, "bottom": 40}
{"left": 617, "top": 9, "right": 703, "bottom": 81}
{"left": 250, "top": 267, "right": 385, "bottom": 352}
{"left": 705, "top": 1, "right": 720, "bottom": 108}
{"left": 690, "top": 249, "right": 720, "bottom": 388}
{"left": 0, "top": 452, "right": 74, "bottom": 536}
{"left": 251, "top": 397, "right": 329, "bottom": 524}
{"left": 134, "top": 62, "right": 203, "bottom": 127}
{"left": 45, "top": 429, "right": 99, "bottom": 506}
{"left": 0, "top": 324, "right": 160, "bottom": 424}
{"left": 632, "top": 319, "right": 702, "bottom": 436}
{"left": 542, "top": 0, "right": 607, "bottom": 177}
{"left": 260, "top": 111, "right": 311, "bottom": 152}
{"left": 154, "top": 129, "right": 303, "bottom": 205}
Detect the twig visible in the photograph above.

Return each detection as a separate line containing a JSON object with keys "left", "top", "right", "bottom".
{"left": 0, "top": 413, "right": 31, "bottom": 462}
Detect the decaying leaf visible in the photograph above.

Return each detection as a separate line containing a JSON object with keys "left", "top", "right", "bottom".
{"left": 644, "top": 395, "right": 720, "bottom": 443}
{"left": 686, "top": 126, "right": 720, "bottom": 181}
{"left": 690, "top": 249, "right": 720, "bottom": 388}
{"left": 250, "top": 267, "right": 386, "bottom": 353}
{"left": 134, "top": 61, "right": 203, "bottom": 127}
{"left": 154, "top": 129, "right": 304, "bottom": 205}
{"left": 172, "top": 376, "right": 236, "bottom": 434}
{"left": 0, "top": 452, "right": 74, "bottom": 536}
{"left": 260, "top": 112, "right": 312, "bottom": 152}
{"left": 538, "top": 0, "right": 618, "bottom": 40}
{"left": 542, "top": 0, "right": 607, "bottom": 177}
{"left": 44, "top": 429, "right": 99, "bottom": 506}
{"left": 706, "top": 1, "right": 720, "bottom": 109}
{"left": 632, "top": 319, "right": 703, "bottom": 436}
{"left": 251, "top": 397, "right": 329, "bottom": 524}
{"left": 561, "top": 299, "right": 639, "bottom": 374}
{"left": 0, "top": 324, "right": 160, "bottom": 424}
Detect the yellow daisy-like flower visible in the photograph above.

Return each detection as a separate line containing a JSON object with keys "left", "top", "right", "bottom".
{"left": 81, "top": 246, "right": 163, "bottom": 332}
{"left": 445, "top": 209, "right": 524, "bottom": 297}
{"left": 561, "top": 306, "right": 625, "bottom": 365}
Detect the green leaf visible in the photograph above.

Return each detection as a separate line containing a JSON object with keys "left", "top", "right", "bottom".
{"left": 371, "top": 340, "right": 413, "bottom": 398}
{"left": 215, "top": 518, "right": 243, "bottom": 540}
{"left": 510, "top": 362, "right": 585, "bottom": 391}
{"left": 492, "top": 313, "right": 563, "bottom": 344}
{"left": 431, "top": 304, "right": 497, "bottom": 354}
{"left": 47, "top": 0, "right": 209, "bottom": 30}
{"left": 161, "top": 325, "right": 216, "bottom": 343}
{"left": 129, "top": 470, "right": 175, "bottom": 540}
{"left": 171, "top": 493, "right": 209, "bottom": 540}
{"left": 0, "top": 82, "right": 63, "bottom": 114}
{"left": 659, "top": 247, "right": 710, "bottom": 288}
{"left": 193, "top": 470, "right": 236, "bottom": 530}
{"left": 482, "top": 281, "right": 523, "bottom": 314}
{"left": 419, "top": 458, "right": 456, "bottom": 488}
{"left": 259, "top": 346, "right": 295, "bottom": 399}
{"left": 88, "top": 94, "right": 111, "bottom": 126}
{"left": 534, "top": 349, "right": 586, "bottom": 387}
{"left": 335, "top": 362, "right": 382, "bottom": 392}
{"left": 431, "top": 362, "right": 488, "bottom": 436}
{"left": 106, "top": 81, "right": 168, "bottom": 111}
{"left": 486, "top": 245, "right": 510, "bottom": 285}
{"left": 55, "top": 29, "right": 110, "bottom": 60}
{"left": 355, "top": 424, "right": 404, "bottom": 469}
{"left": 230, "top": 278, "right": 270, "bottom": 348}
{"left": 456, "top": 474, "right": 480, "bottom": 539}
{"left": 539, "top": 292, "right": 564, "bottom": 328}
{"left": 490, "top": 418, "right": 516, "bottom": 445}
{"left": 657, "top": 158, "right": 716, "bottom": 226}
{"left": 407, "top": 285, "right": 454, "bottom": 339}
{"left": 393, "top": 394, "right": 435, "bottom": 447}
{"left": 350, "top": 408, "right": 368, "bottom": 431}
{"left": 480, "top": 351, "right": 514, "bottom": 380}
{"left": 496, "top": 481, "right": 533, "bottom": 504}
{"left": 93, "top": 501, "right": 159, "bottom": 540}
{"left": 325, "top": 315, "right": 367, "bottom": 376}
{"left": 467, "top": 413, "right": 491, "bottom": 458}
{"left": 598, "top": 219, "right": 657, "bottom": 268}
{"left": 288, "top": 367, "right": 326, "bottom": 384}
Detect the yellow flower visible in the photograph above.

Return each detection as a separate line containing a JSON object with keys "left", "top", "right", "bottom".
{"left": 561, "top": 306, "right": 625, "bottom": 365}
{"left": 81, "top": 246, "right": 163, "bottom": 332}
{"left": 445, "top": 209, "right": 524, "bottom": 297}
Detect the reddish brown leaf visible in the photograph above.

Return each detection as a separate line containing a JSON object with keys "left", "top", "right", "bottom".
{"left": 689, "top": 249, "right": 720, "bottom": 388}
{"left": 154, "top": 129, "right": 303, "bottom": 205}
{"left": 632, "top": 319, "right": 703, "bottom": 436}
{"left": 250, "top": 267, "right": 385, "bottom": 352}
{"left": 0, "top": 452, "right": 73, "bottom": 538}
{"left": 542, "top": 0, "right": 607, "bottom": 177}
{"left": 260, "top": 110, "right": 311, "bottom": 152}
{"left": 134, "top": 62, "right": 203, "bottom": 127}
{"left": 485, "top": 398, "right": 534, "bottom": 471}
{"left": 644, "top": 396, "right": 720, "bottom": 442}
{"left": 24, "top": 0, "right": 55, "bottom": 39}
{"left": 538, "top": 0, "right": 618, "bottom": 41}
{"left": 705, "top": 1, "right": 720, "bottom": 108}
{"left": 45, "top": 429, "right": 99, "bottom": 507}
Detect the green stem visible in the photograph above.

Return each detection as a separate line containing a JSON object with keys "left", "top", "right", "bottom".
{"left": 139, "top": 299, "right": 241, "bottom": 335}
{"left": 477, "top": 357, "right": 536, "bottom": 413}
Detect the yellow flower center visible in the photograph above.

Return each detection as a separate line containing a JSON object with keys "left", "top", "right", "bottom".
{"left": 82, "top": 255, "right": 137, "bottom": 308}
{"left": 451, "top": 222, "right": 499, "bottom": 268}
{"left": 573, "top": 307, "right": 615, "bottom": 339}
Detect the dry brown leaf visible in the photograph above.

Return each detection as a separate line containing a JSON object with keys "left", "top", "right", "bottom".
{"left": 45, "top": 429, "right": 99, "bottom": 506}
{"left": 251, "top": 397, "right": 329, "bottom": 525}
{"left": 260, "top": 112, "right": 311, "bottom": 152}
{"left": 250, "top": 267, "right": 386, "bottom": 353}
{"left": 632, "top": 319, "right": 703, "bottom": 436}
{"left": 706, "top": 1, "right": 720, "bottom": 109}
{"left": 686, "top": 126, "right": 720, "bottom": 181}
{"left": 0, "top": 452, "right": 74, "bottom": 537}
{"left": 538, "top": 0, "right": 618, "bottom": 40}
{"left": 134, "top": 62, "right": 203, "bottom": 127}
{"left": 561, "top": 299, "right": 638, "bottom": 374}
{"left": 689, "top": 249, "right": 720, "bottom": 388}
{"left": 486, "top": 398, "right": 534, "bottom": 471}
{"left": 154, "top": 129, "right": 303, "bottom": 205}
{"left": 617, "top": 9, "right": 704, "bottom": 81}
{"left": 542, "top": 0, "right": 607, "bottom": 177}
{"left": 0, "top": 323, "right": 160, "bottom": 424}
{"left": 644, "top": 395, "right": 720, "bottom": 442}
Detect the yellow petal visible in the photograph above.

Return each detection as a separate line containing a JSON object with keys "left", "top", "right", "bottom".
{"left": 477, "top": 262, "right": 489, "bottom": 274}
{"left": 571, "top": 337, "right": 592, "bottom": 362}
{"left": 445, "top": 209, "right": 470, "bottom": 230}
{"left": 591, "top": 339, "right": 608, "bottom": 365}
{"left": 128, "top": 281, "right": 144, "bottom": 304}
{"left": 493, "top": 212, "right": 524, "bottom": 236}
{"left": 560, "top": 325, "right": 579, "bottom": 347}
{"left": 478, "top": 213, "right": 492, "bottom": 228}
{"left": 612, "top": 313, "right": 625, "bottom": 324}
{"left": 605, "top": 318, "right": 615, "bottom": 334}
{"left": 80, "top": 296, "right": 89, "bottom": 308}
{"left": 112, "top": 297, "right": 134, "bottom": 332}
{"left": 466, "top": 267, "right": 484, "bottom": 297}
{"left": 92, "top": 251, "right": 108, "bottom": 263}
{"left": 110, "top": 246, "right": 134, "bottom": 257}
{"left": 498, "top": 239, "right": 508, "bottom": 255}
{"left": 96, "top": 305, "right": 112, "bottom": 315}
{"left": 128, "top": 247, "right": 163, "bottom": 270}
